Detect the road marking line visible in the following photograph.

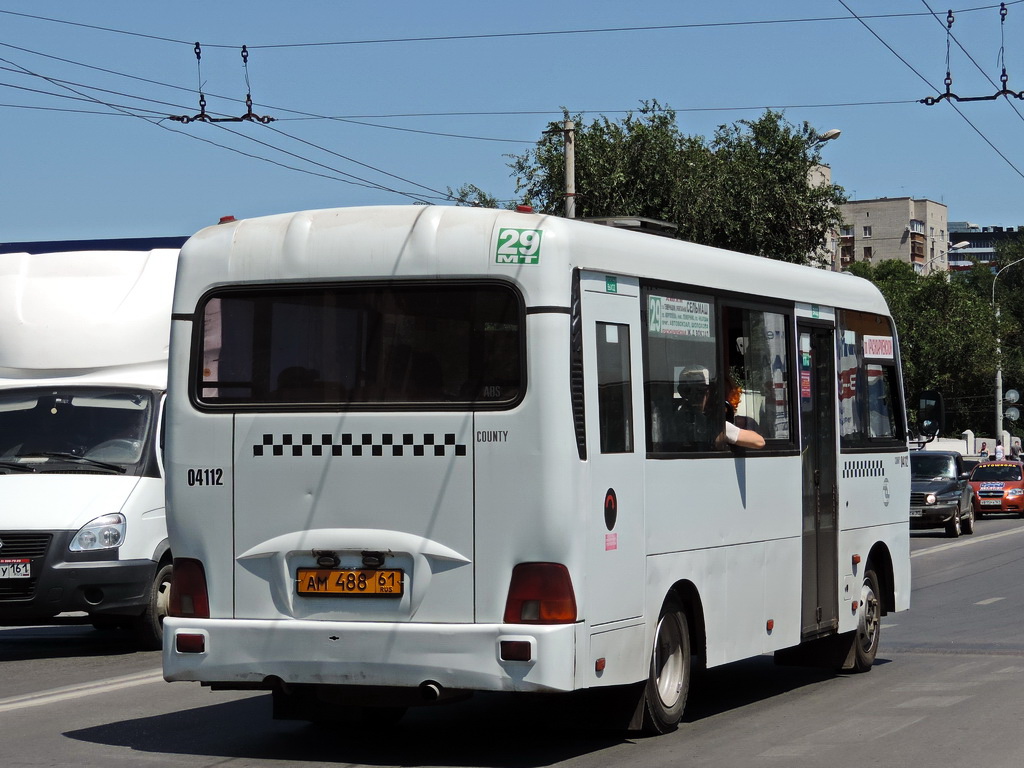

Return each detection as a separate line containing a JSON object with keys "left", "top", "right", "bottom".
{"left": 897, "top": 695, "right": 972, "bottom": 708}
{"left": 0, "top": 670, "right": 163, "bottom": 714}
{"left": 912, "top": 526, "right": 1024, "bottom": 558}
{"left": 976, "top": 597, "right": 1006, "bottom": 605}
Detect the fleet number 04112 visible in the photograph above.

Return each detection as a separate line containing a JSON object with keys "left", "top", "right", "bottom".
{"left": 186, "top": 468, "right": 224, "bottom": 486}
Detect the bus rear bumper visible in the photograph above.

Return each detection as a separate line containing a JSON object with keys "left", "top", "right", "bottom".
{"left": 162, "top": 617, "right": 579, "bottom": 695}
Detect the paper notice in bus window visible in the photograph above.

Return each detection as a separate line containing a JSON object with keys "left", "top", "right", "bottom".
{"left": 647, "top": 295, "right": 712, "bottom": 340}
{"left": 863, "top": 335, "right": 894, "bottom": 359}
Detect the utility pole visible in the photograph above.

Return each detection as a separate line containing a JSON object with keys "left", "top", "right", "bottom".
{"left": 564, "top": 119, "right": 575, "bottom": 219}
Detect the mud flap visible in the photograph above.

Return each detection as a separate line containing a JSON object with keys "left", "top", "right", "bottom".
{"left": 773, "top": 630, "right": 857, "bottom": 671}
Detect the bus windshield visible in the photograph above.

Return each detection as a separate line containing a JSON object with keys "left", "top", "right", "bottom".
{"left": 196, "top": 282, "right": 523, "bottom": 408}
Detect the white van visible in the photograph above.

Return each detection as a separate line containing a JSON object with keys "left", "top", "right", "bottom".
{"left": 0, "top": 248, "right": 178, "bottom": 648}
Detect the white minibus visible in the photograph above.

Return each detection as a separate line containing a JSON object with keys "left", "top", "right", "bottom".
{"left": 163, "top": 206, "right": 910, "bottom": 732}
{"left": 0, "top": 247, "right": 178, "bottom": 648}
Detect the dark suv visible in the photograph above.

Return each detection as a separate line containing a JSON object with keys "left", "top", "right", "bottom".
{"left": 909, "top": 450, "right": 975, "bottom": 537}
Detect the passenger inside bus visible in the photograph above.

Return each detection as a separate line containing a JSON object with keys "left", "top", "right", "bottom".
{"left": 675, "top": 366, "right": 765, "bottom": 450}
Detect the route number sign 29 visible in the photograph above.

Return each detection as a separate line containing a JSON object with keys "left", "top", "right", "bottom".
{"left": 495, "top": 228, "right": 542, "bottom": 265}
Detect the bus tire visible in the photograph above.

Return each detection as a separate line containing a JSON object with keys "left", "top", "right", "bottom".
{"left": 641, "top": 598, "right": 690, "bottom": 734}
{"left": 134, "top": 562, "right": 172, "bottom": 651}
{"left": 852, "top": 569, "right": 881, "bottom": 672}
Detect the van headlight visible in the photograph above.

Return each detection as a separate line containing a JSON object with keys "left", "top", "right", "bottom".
{"left": 925, "top": 493, "right": 937, "bottom": 505}
{"left": 69, "top": 513, "right": 126, "bottom": 551}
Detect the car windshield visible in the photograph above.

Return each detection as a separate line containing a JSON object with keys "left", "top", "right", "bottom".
{"left": 0, "top": 387, "right": 153, "bottom": 472}
{"left": 910, "top": 453, "right": 956, "bottom": 480}
{"left": 970, "top": 463, "right": 1023, "bottom": 482}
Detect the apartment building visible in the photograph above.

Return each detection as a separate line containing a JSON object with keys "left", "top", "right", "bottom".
{"left": 948, "top": 222, "right": 1024, "bottom": 270}
{"left": 838, "top": 197, "right": 949, "bottom": 273}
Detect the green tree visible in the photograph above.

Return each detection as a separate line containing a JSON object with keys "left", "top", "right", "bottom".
{"left": 447, "top": 183, "right": 502, "bottom": 209}
{"left": 500, "top": 103, "right": 846, "bottom": 265}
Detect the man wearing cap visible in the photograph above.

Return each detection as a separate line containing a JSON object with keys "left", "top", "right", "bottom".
{"left": 674, "top": 365, "right": 765, "bottom": 451}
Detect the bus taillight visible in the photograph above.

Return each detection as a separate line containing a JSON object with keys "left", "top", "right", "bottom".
{"left": 503, "top": 563, "right": 577, "bottom": 624}
{"left": 169, "top": 558, "right": 210, "bottom": 618}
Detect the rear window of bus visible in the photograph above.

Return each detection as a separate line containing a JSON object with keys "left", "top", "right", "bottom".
{"left": 192, "top": 282, "right": 524, "bottom": 409}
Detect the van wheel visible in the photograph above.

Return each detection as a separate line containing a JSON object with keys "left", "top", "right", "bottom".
{"left": 134, "top": 563, "right": 172, "bottom": 651}
{"left": 641, "top": 598, "right": 690, "bottom": 734}
{"left": 852, "top": 569, "right": 881, "bottom": 672}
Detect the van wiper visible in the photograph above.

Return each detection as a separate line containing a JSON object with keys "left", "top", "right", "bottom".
{"left": 0, "top": 460, "right": 36, "bottom": 473}
{"left": 17, "top": 452, "right": 127, "bottom": 474}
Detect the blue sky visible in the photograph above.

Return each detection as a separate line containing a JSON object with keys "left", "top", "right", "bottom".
{"left": 3, "top": 1, "right": 1024, "bottom": 241}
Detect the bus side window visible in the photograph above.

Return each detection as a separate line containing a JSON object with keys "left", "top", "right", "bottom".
{"left": 837, "top": 310, "right": 905, "bottom": 447}
{"left": 723, "top": 306, "right": 791, "bottom": 443}
{"left": 596, "top": 322, "right": 633, "bottom": 454}
{"left": 641, "top": 286, "right": 719, "bottom": 455}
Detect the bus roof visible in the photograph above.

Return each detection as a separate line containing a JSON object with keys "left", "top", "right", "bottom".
{"left": 0, "top": 248, "right": 178, "bottom": 389}
{"left": 174, "top": 205, "right": 891, "bottom": 318}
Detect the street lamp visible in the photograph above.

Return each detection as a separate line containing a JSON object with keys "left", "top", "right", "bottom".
{"left": 923, "top": 240, "right": 971, "bottom": 275}
{"left": 817, "top": 129, "right": 842, "bottom": 143}
{"left": 992, "top": 255, "right": 1024, "bottom": 442}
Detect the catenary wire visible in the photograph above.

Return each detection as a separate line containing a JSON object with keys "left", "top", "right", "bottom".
{"left": 920, "top": 0, "right": 1024, "bottom": 124}
{"left": 836, "top": 0, "right": 1024, "bottom": 183}
{"left": 1, "top": 4, "right": 1022, "bottom": 49}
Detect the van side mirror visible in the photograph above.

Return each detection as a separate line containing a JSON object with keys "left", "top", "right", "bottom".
{"left": 917, "top": 390, "right": 944, "bottom": 438}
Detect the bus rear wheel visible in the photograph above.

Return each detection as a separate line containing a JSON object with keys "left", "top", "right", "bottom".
{"left": 641, "top": 598, "right": 690, "bottom": 734}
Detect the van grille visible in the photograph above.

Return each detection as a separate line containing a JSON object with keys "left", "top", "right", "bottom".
{"left": 0, "top": 533, "right": 51, "bottom": 558}
{"left": 0, "top": 533, "right": 51, "bottom": 601}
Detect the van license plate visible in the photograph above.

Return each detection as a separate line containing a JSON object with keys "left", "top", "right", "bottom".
{"left": 296, "top": 568, "right": 404, "bottom": 597}
{"left": 0, "top": 560, "right": 30, "bottom": 579}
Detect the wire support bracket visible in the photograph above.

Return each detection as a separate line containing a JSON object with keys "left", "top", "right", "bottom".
{"left": 169, "top": 43, "right": 275, "bottom": 124}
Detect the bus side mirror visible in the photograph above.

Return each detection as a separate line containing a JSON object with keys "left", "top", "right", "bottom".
{"left": 917, "top": 389, "right": 944, "bottom": 438}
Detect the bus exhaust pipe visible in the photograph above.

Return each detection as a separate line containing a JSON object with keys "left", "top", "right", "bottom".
{"left": 419, "top": 680, "right": 442, "bottom": 701}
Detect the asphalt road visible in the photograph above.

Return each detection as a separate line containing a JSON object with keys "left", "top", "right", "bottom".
{"left": 3, "top": 515, "right": 1024, "bottom": 768}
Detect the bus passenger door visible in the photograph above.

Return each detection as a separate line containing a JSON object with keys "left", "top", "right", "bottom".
{"left": 798, "top": 323, "right": 839, "bottom": 637}
{"left": 581, "top": 271, "right": 645, "bottom": 626}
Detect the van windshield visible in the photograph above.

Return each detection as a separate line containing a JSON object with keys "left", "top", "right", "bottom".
{"left": 195, "top": 282, "right": 523, "bottom": 408}
{"left": 0, "top": 388, "right": 153, "bottom": 472}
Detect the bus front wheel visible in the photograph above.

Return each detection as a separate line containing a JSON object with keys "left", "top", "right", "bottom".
{"left": 852, "top": 569, "right": 881, "bottom": 672}
{"left": 641, "top": 598, "right": 691, "bottom": 734}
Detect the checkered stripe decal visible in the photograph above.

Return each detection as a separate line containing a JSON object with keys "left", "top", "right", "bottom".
{"left": 253, "top": 433, "right": 467, "bottom": 458}
{"left": 842, "top": 459, "right": 885, "bottom": 478}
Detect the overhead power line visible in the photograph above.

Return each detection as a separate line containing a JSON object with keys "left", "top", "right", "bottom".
{"left": 0, "top": 4, "right": 1022, "bottom": 50}
{"left": 836, "top": 0, "right": 1024, "bottom": 183}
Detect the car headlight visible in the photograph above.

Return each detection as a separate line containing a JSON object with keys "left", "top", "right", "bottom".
{"left": 925, "top": 493, "right": 937, "bottom": 505}
{"left": 1007, "top": 488, "right": 1024, "bottom": 497}
{"left": 69, "top": 513, "right": 126, "bottom": 552}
